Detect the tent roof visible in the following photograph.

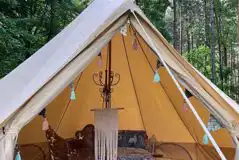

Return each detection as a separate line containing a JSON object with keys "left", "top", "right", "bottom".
{"left": 0, "top": 0, "right": 238, "bottom": 133}
{"left": 0, "top": 0, "right": 136, "bottom": 125}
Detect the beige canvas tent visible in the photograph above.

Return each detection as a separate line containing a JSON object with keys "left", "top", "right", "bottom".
{"left": 0, "top": 0, "right": 239, "bottom": 159}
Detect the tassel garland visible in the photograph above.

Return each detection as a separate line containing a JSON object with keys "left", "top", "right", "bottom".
{"left": 182, "top": 89, "right": 193, "bottom": 112}
{"left": 183, "top": 101, "right": 188, "bottom": 112}
{"left": 98, "top": 57, "right": 103, "bottom": 68}
{"left": 202, "top": 115, "right": 222, "bottom": 145}
{"left": 42, "top": 118, "right": 49, "bottom": 131}
{"left": 15, "top": 151, "right": 21, "bottom": 160}
{"left": 120, "top": 24, "right": 127, "bottom": 36}
{"left": 133, "top": 39, "right": 138, "bottom": 50}
{"left": 132, "top": 33, "right": 138, "bottom": 50}
{"left": 153, "top": 71, "right": 160, "bottom": 83}
{"left": 70, "top": 83, "right": 76, "bottom": 100}
{"left": 98, "top": 52, "right": 103, "bottom": 68}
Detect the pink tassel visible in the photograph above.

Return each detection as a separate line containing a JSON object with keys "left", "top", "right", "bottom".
{"left": 183, "top": 101, "right": 188, "bottom": 112}
{"left": 133, "top": 39, "right": 138, "bottom": 50}
{"left": 42, "top": 118, "right": 49, "bottom": 131}
{"left": 98, "top": 57, "right": 103, "bottom": 68}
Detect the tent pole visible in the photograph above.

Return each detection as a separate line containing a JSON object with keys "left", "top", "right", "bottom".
{"left": 131, "top": 11, "right": 227, "bottom": 160}
{"left": 233, "top": 136, "right": 239, "bottom": 160}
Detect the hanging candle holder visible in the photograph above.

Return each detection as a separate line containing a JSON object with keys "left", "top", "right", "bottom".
{"left": 132, "top": 32, "right": 138, "bottom": 50}
{"left": 153, "top": 60, "right": 162, "bottom": 83}
{"left": 70, "top": 82, "right": 76, "bottom": 100}
{"left": 97, "top": 52, "right": 103, "bottom": 68}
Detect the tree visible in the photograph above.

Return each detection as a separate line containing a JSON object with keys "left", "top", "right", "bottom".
{"left": 238, "top": 0, "right": 239, "bottom": 43}
{"left": 209, "top": 0, "right": 216, "bottom": 83}
{"left": 0, "top": 0, "right": 89, "bottom": 78}
{"left": 173, "top": 0, "right": 180, "bottom": 51}
{"left": 137, "top": 0, "right": 171, "bottom": 41}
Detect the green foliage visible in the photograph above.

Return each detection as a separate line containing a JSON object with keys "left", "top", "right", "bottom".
{"left": 184, "top": 45, "right": 211, "bottom": 78}
{"left": 184, "top": 45, "right": 237, "bottom": 99}
{"left": 0, "top": 0, "right": 170, "bottom": 78}
{"left": 137, "top": 0, "right": 171, "bottom": 41}
{"left": 0, "top": 0, "right": 89, "bottom": 78}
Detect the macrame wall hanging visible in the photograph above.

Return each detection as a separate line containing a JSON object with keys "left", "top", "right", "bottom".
{"left": 154, "top": 60, "right": 161, "bottom": 83}
{"left": 183, "top": 89, "right": 193, "bottom": 112}
{"left": 92, "top": 41, "right": 122, "bottom": 160}
{"left": 203, "top": 114, "right": 222, "bottom": 145}
{"left": 94, "top": 109, "right": 119, "bottom": 160}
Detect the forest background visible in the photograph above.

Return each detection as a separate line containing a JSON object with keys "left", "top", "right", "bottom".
{"left": 0, "top": 0, "right": 238, "bottom": 102}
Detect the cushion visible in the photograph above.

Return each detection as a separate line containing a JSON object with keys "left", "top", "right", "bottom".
{"left": 118, "top": 130, "right": 147, "bottom": 149}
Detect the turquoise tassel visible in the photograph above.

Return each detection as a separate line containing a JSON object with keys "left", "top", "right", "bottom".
{"left": 15, "top": 151, "right": 21, "bottom": 160}
{"left": 153, "top": 72, "right": 160, "bottom": 83}
{"left": 203, "top": 134, "right": 209, "bottom": 145}
{"left": 70, "top": 88, "right": 76, "bottom": 100}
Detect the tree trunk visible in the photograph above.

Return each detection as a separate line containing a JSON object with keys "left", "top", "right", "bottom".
{"left": 173, "top": 0, "right": 179, "bottom": 51}
{"left": 48, "top": 0, "right": 56, "bottom": 41}
{"left": 186, "top": 29, "right": 190, "bottom": 53}
{"left": 179, "top": 1, "right": 183, "bottom": 54}
{"left": 135, "top": 0, "right": 139, "bottom": 5}
{"left": 237, "top": 0, "right": 239, "bottom": 43}
{"left": 191, "top": 32, "right": 194, "bottom": 50}
{"left": 215, "top": 1, "right": 223, "bottom": 89}
{"left": 223, "top": 43, "right": 228, "bottom": 67}
{"left": 210, "top": 0, "right": 216, "bottom": 83}
{"left": 204, "top": 0, "right": 210, "bottom": 47}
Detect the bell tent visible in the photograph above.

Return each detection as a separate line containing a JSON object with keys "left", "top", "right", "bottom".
{"left": 0, "top": 0, "right": 239, "bottom": 160}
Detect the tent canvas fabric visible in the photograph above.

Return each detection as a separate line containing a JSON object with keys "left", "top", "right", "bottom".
{"left": 0, "top": 0, "right": 239, "bottom": 160}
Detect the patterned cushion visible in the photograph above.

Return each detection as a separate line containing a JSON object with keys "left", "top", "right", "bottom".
{"left": 118, "top": 131, "right": 147, "bottom": 149}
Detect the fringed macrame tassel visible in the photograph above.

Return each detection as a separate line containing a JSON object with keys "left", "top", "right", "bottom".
{"left": 203, "top": 134, "right": 209, "bottom": 145}
{"left": 15, "top": 151, "right": 21, "bottom": 160}
{"left": 153, "top": 71, "right": 160, "bottom": 83}
{"left": 71, "top": 88, "right": 76, "bottom": 100}
{"left": 70, "top": 83, "right": 76, "bottom": 100}
{"left": 42, "top": 118, "right": 49, "bottom": 131}
{"left": 234, "top": 143, "right": 239, "bottom": 160}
